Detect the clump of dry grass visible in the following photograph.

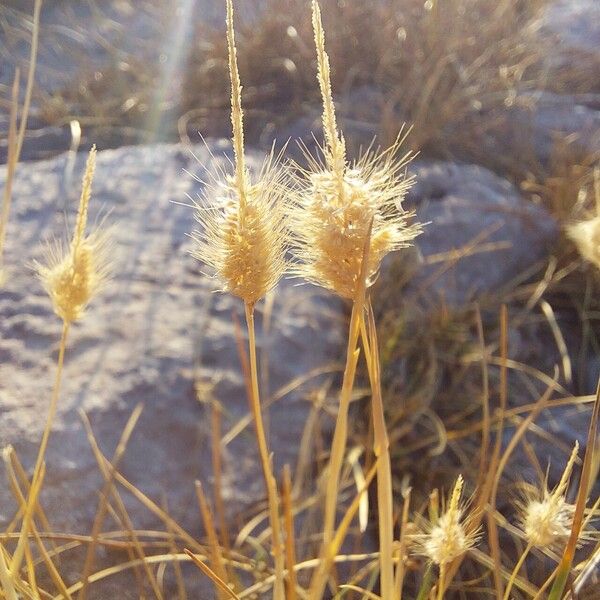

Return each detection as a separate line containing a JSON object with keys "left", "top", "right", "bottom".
{"left": 2, "top": 1, "right": 600, "bottom": 600}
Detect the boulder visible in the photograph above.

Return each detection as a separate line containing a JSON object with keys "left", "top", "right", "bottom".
{"left": 405, "top": 160, "right": 559, "bottom": 306}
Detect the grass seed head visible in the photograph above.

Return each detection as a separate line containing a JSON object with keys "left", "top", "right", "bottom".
{"left": 517, "top": 442, "right": 580, "bottom": 549}
{"left": 413, "top": 475, "right": 479, "bottom": 566}
{"left": 192, "top": 165, "right": 288, "bottom": 305}
{"left": 567, "top": 168, "right": 600, "bottom": 269}
{"left": 35, "top": 147, "right": 112, "bottom": 324}
{"left": 567, "top": 216, "right": 600, "bottom": 269}
{"left": 191, "top": 0, "right": 288, "bottom": 305}
{"left": 289, "top": 1, "right": 422, "bottom": 300}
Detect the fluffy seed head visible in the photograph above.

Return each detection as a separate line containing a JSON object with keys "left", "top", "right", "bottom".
{"left": 413, "top": 475, "right": 479, "bottom": 566}
{"left": 290, "top": 149, "right": 421, "bottom": 299}
{"left": 190, "top": 0, "right": 287, "bottom": 304}
{"left": 567, "top": 216, "right": 600, "bottom": 269}
{"left": 192, "top": 164, "right": 288, "bottom": 305}
{"left": 35, "top": 147, "right": 112, "bottom": 324}
{"left": 289, "top": 1, "right": 422, "bottom": 299}
{"left": 567, "top": 168, "right": 600, "bottom": 269}
{"left": 517, "top": 442, "right": 579, "bottom": 549}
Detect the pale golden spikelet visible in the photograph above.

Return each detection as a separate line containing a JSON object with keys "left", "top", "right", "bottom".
{"left": 413, "top": 475, "right": 479, "bottom": 566}
{"left": 518, "top": 442, "right": 581, "bottom": 549}
{"left": 192, "top": 163, "right": 288, "bottom": 305}
{"left": 567, "top": 168, "right": 600, "bottom": 268}
{"left": 36, "top": 146, "right": 112, "bottom": 323}
{"left": 290, "top": 138, "right": 422, "bottom": 299}
{"left": 191, "top": 0, "right": 287, "bottom": 305}
{"left": 289, "top": 2, "right": 422, "bottom": 300}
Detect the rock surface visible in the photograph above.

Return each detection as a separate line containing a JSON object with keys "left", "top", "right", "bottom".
{"left": 0, "top": 143, "right": 345, "bottom": 540}
{"left": 405, "top": 160, "right": 559, "bottom": 306}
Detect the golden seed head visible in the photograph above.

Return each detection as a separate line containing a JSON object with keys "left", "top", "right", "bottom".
{"left": 192, "top": 164, "right": 288, "bottom": 305}
{"left": 567, "top": 167, "right": 600, "bottom": 268}
{"left": 35, "top": 146, "right": 112, "bottom": 323}
{"left": 567, "top": 216, "right": 600, "bottom": 269}
{"left": 293, "top": 1, "right": 422, "bottom": 299}
{"left": 521, "top": 494, "right": 574, "bottom": 548}
{"left": 290, "top": 150, "right": 422, "bottom": 299}
{"left": 413, "top": 475, "right": 479, "bottom": 566}
{"left": 191, "top": 0, "right": 287, "bottom": 304}
{"left": 517, "top": 442, "right": 580, "bottom": 549}
{"left": 413, "top": 476, "right": 478, "bottom": 566}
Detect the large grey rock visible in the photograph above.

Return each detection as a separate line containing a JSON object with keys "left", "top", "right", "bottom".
{"left": 535, "top": 0, "right": 600, "bottom": 55}
{"left": 0, "top": 143, "right": 345, "bottom": 543}
{"left": 404, "top": 160, "right": 559, "bottom": 306}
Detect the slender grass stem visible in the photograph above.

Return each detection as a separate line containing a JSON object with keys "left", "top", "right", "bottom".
{"left": 33, "top": 322, "right": 70, "bottom": 485}
{"left": 503, "top": 543, "right": 532, "bottom": 600}
{"left": 0, "top": 545, "right": 18, "bottom": 600}
{"left": 12, "top": 321, "right": 69, "bottom": 573}
{"left": 360, "top": 304, "right": 394, "bottom": 599}
{"left": 436, "top": 564, "right": 446, "bottom": 600}
{"left": 244, "top": 303, "right": 285, "bottom": 600}
{"left": 309, "top": 297, "right": 362, "bottom": 599}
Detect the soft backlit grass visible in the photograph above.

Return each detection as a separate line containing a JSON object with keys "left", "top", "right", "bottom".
{"left": 0, "top": 1, "right": 599, "bottom": 599}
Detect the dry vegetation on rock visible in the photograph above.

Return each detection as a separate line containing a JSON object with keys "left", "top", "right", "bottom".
{"left": 0, "top": 0, "right": 599, "bottom": 599}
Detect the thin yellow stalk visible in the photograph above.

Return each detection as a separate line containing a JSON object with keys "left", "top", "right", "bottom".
{"left": 244, "top": 302, "right": 285, "bottom": 600}
{"left": 0, "top": 544, "right": 18, "bottom": 600}
{"left": 311, "top": 459, "right": 379, "bottom": 599}
{"left": 360, "top": 303, "right": 394, "bottom": 599}
{"left": 210, "top": 401, "right": 231, "bottom": 564}
{"left": 436, "top": 563, "right": 446, "bottom": 600}
{"left": 487, "top": 305, "right": 508, "bottom": 600}
{"left": 503, "top": 542, "right": 532, "bottom": 600}
{"left": 394, "top": 487, "right": 412, "bottom": 599}
{"left": 281, "top": 465, "right": 298, "bottom": 600}
{"left": 12, "top": 322, "right": 69, "bottom": 574}
{"left": 4, "top": 449, "right": 72, "bottom": 598}
{"left": 184, "top": 550, "right": 241, "bottom": 600}
{"left": 309, "top": 222, "right": 372, "bottom": 600}
{"left": 24, "top": 539, "right": 40, "bottom": 600}
{"left": 195, "top": 481, "right": 229, "bottom": 600}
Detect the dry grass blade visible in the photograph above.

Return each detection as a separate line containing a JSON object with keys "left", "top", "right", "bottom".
{"left": 195, "top": 480, "right": 229, "bottom": 600}
{"left": 3, "top": 450, "right": 72, "bottom": 598}
{"left": 394, "top": 487, "right": 412, "bottom": 599}
{"left": 360, "top": 302, "right": 394, "bottom": 599}
{"left": 307, "top": 459, "right": 379, "bottom": 599}
{"left": 281, "top": 465, "right": 298, "bottom": 600}
{"left": 210, "top": 400, "right": 231, "bottom": 567}
{"left": 81, "top": 414, "right": 164, "bottom": 598}
{"left": 0, "top": 0, "right": 41, "bottom": 280}
{"left": 77, "top": 403, "right": 160, "bottom": 600}
{"left": 184, "top": 549, "right": 240, "bottom": 600}
{"left": 486, "top": 304, "right": 508, "bottom": 600}
{"left": 338, "top": 584, "right": 380, "bottom": 599}
{"left": 0, "top": 542, "right": 18, "bottom": 600}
